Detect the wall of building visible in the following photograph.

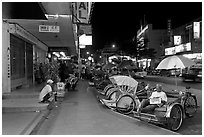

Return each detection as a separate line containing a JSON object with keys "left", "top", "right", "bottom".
{"left": 164, "top": 18, "right": 202, "bottom": 57}
{"left": 173, "top": 18, "right": 202, "bottom": 52}
{"left": 2, "top": 22, "right": 48, "bottom": 93}
{"left": 149, "top": 29, "right": 166, "bottom": 59}
{"left": 2, "top": 21, "right": 11, "bottom": 93}
{"left": 137, "top": 24, "right": 168, "bottom": 69}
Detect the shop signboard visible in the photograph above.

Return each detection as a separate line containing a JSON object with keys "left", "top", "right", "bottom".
{"left": 193, "top": 22, "right": 200, "bottom": 39}
{"left": 79, "top": 24, "right": 92, "bottom": 35}
{"left": 79, "top": 44, "right": 86, "bottom": 49}
{"left": 165, "top": 47, "right": 176, "bottom": 55}
{"left": 76, "top": 2, "right": 89, "bottom": 24}
{"left": 79, "top": 34, "right": 92, "bottom": 46}
{"left": 175, "top": 42, "right": 191, "bottom": 53}
{"left": 174, "top": 36, "right": 181, "bottom": 45}
{"left": 39, "top": 25, "right": 60, "bottom": 33}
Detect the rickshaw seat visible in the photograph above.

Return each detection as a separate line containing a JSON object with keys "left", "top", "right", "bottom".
{"left": 154, "top": 97, "right": 178, "bottom": 112}
{"left": 154, "top": 105, "right": 167, "bottom": 112}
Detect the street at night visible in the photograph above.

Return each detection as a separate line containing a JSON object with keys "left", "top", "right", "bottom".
{"left": 2, "top": 1, "right": 202, "bottom": 135}
{"left": 31, "top": 79, "right": 202, "bottom": 135}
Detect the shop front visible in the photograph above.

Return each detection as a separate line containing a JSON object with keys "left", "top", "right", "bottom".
{"left": 137, "top": 58, "right": 151, "bottom": 70}
{"left": 2, "top": 22, "right": 48, "bottom": 93}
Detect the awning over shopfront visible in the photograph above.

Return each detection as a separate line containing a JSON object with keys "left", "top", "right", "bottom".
{"left": 3, "top": 2, "right": 76, "bottom": 56}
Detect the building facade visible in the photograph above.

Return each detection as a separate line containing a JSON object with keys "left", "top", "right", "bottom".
{"left": 136, "top": 24, "right": 167, "bottom": 69}
{"left": 2, "top": 20, "right": 48, "bottom": 93}
{"left": 136, "top": 17, "right": 202, "bottom": 70}
{"left": 165, "top": 17, "right": 202, "bottom": 64}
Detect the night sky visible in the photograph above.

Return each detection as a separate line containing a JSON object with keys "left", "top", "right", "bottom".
{"left": 90, "top": 2, "right": 202, "bottom": 52}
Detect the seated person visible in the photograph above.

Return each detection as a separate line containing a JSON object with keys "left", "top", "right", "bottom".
{"left": 39, "top": 79, "right": 54, "bottom": 103}
{"left": 137, "top": 84, "right": 167, "bottom": 113}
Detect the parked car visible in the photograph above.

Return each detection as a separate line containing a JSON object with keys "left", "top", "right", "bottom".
{"left": 134, "top": 70, "right": 147, "bottom": 78}
{"left": 160, "top": 69, "right": 171, "bottom": 77}
{"left": 169, "top": 69, "right": 181, "bottom": 77}
{"left": 181, "top": 65, "right": 202, "bottom": 82}
{"left": 159, "top": 69, "right": 181, "bottom": 77}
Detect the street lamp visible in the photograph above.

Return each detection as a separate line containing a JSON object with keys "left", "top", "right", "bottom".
{"left": 112, "top": 44, "right": 116, "bottom": 48}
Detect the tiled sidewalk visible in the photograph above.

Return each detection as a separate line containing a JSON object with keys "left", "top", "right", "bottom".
{"left": 2, "top": 83, "right": 52, "bottom": 135}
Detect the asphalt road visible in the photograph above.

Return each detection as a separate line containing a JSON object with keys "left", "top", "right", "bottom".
{"left": 32, "top": 80, "right": 178, "bottom": 135}
{"left": 143, "top": 75, "right": 202, "bottom": 90}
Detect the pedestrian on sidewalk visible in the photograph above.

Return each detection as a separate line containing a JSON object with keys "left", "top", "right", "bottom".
{"left": 39, "top": 79, "right": 54, "bottom": 103}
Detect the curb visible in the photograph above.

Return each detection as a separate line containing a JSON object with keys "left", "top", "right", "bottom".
{"left": 2, "top": 105, "right": 48, "bottom": 113}
{"left": 29, "top": 101, "right": 63, "bottom": 135}
{"left": 111, "top": 109, "right": 180, "bottom": 135}
{"left": 20, "top": 109, "right": 51, "bottom": 135}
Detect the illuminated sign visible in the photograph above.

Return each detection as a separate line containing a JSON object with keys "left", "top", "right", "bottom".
{"left": 79, "top": 34, "right": 92, "bottom": 46}
{"left": 174, "top": 36, "right": 181, "bottom": 45}
{"left": 165, "top": 47, "right": 176, "bottom": 55}
{"left": 167, "top": 19, "right": 171, "bottom": 34}
{"left": 183, "top": 42, "right": 191, "bottom": 51}
{"left": 175, "top": 44, "right": 183, "bottom": 53}
{"left": 79, "top": 44, "right": 86, "bottom": 49}
{"left": 175, "top": 42, "right": 191, "bottom": 53}
{"left": 165, "top": 42, "right": 191, "bottom": 55}
{"left": 193, "top": 22, "right": 200, "bottom": 39}
{"left": 39, "top": 25, "right": 60, "bottom": 33}
{"left": 137, "top": 25, "right": 148, "bottom": 38}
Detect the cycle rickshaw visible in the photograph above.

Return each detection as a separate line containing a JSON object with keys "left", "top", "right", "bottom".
{"left": 97, "top": 75, "right": 198, "bottom": 131}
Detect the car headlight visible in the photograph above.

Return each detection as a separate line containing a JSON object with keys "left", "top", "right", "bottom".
{"left": 197, "top": 74, "right": 202, "bottom": 77}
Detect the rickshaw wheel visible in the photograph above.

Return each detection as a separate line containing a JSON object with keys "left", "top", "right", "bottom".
{"left": 116, "top": 95, "right": 135, "bottom": 114}
{"left": 104, "top": 84, "right": 114, "bottom": 96}
{"left": 184, "top": 95, "right": 197, "bottom": 117}
{"left": 106, "top": 88, "right": 117, "bottom": 97}
{"left": 108, "top": 90, "right": 121, "bottom": 101}
{"left": 104, "top": 86, "right": 114, "bottom": 96}
{"left": 167, "top": 105, "right": 183, "bottom": 131}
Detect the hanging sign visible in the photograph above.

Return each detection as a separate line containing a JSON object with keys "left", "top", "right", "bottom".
{"left": 79, "top": 24, "right": 92, "bottom": 35}
{"left": 76, "top": 2, "right": 89, "bottom": 24}
{"left": 39, "top": 25, "right": 60, "bottom": 33}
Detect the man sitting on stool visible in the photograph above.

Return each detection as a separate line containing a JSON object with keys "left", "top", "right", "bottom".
{"left": 137, "top": 84, "right": 167, "bottom": 113}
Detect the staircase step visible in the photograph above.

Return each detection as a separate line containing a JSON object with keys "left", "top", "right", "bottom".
{"left": 3, "top": 93, "right": 39, "bottom": 99}
{"left": 2, "top": 98, "right": 49, "bottom": 112}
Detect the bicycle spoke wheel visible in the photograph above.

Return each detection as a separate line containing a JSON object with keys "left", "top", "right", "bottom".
{"left": 116, "top": 95, "right": 135, "bottom": 114}
{"left": 184, "top": 95, "right": 197, "bottom": 117}
{"left": 167, "top": 105, "right": 183, "bottom": 131}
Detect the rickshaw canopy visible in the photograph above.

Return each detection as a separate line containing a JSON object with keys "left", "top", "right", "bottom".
{"left": 109, "top": 75, "right": 138, "bottom": 93}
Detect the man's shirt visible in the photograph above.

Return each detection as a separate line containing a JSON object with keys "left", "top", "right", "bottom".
{"left": 150, "top": 91, "right": 167, "bottom": 102}
{"left": 39, "top": 84, "right": 52, "bottom": 101}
